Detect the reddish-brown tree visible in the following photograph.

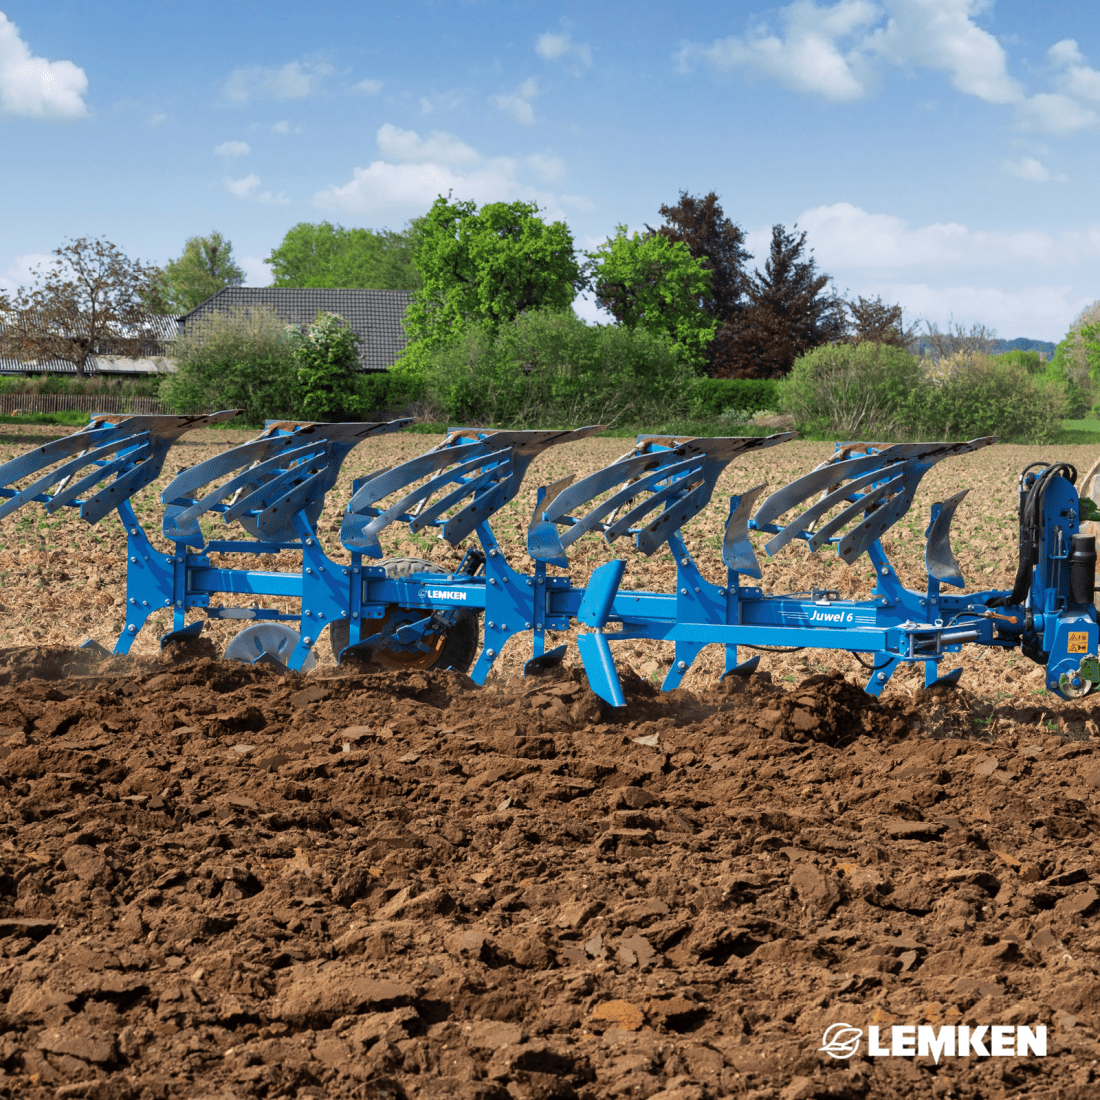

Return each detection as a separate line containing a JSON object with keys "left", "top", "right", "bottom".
{"left": 650, "top": 191, "right": 751, "bottom": 376}
{"left": 719, "top": 225, "right": 845, "bottom": 379}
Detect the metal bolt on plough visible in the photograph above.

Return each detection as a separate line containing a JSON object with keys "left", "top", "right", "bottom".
{"left": 0, "top": 412, "right": 1096, "bottom": 703}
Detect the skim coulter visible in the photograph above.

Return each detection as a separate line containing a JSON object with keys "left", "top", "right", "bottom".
{"left": 0, "top": 412, "right": 1096, "bottom": 704}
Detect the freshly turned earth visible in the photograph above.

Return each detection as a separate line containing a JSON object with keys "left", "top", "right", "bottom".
{"left": 2, "top": 646, "right": 1100, "bottom": 1099}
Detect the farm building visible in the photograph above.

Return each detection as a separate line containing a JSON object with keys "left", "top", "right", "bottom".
{"left": 176, "top": 288, "right": 412, "bottom": 373}
{"left": 0, "top": 288, "right": 412, "bottom": 376}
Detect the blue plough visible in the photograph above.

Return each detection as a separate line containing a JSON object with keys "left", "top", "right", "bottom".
{"left": 0, "top": 412, "right": 1096, "bottom": 703}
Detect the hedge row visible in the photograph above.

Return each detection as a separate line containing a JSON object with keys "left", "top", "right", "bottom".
{"left": 359, "top": 371, "right": 779, "bottom": 423}
{"left": 358, "top": 371, "right": 428, "bottom": 412}
{"left": 360, "top": 372, "right": 781, "bottom": 419}
{"left": 686, "top": 378, "right": 779, "bottom": 419}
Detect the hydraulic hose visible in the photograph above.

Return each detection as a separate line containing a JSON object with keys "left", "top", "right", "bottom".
{"left": 995, "top": 461, "right": 1077, "bottom": 608}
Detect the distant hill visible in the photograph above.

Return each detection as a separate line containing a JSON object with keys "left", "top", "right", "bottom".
{"left": 914, "top": 336, "right": 1057, "bottom": 359}
{"left": 993, "top": 338, "right": 1056, "bottom": 357}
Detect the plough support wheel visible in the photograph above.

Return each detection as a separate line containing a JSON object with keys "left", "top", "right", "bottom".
{"left": 224, "top": 623, "right": 317, "bottom": 671}
{"left": 330, "top": 557, "right": 481, "bottom": 673}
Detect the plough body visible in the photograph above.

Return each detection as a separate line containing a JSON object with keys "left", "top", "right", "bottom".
{"left": 1, "top": 412, "right": 1096, "bottom": 704}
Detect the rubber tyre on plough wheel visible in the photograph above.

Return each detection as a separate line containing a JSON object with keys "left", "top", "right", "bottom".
{"left": 328, "top": 557, "right": 481, "bottom": 673}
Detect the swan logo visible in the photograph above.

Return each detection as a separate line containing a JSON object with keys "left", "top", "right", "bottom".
{"left": 819, "top": 1024, "right": 862, "bottom": 1059}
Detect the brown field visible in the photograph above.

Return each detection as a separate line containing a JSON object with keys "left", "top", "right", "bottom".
{"left": 2, "top": 424, "right": 1100, "bottom": 1099}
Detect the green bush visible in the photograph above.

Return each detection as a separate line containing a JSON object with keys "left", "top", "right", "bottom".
{"left": 914, "top": 354, "right": 1066, "bottom": 443}
{"left": 423, "top": 308, "right": 698, "bottom": 427}
{"left": 356, "top": 371, "right": 428, "bottom": 414}
{"left": 161, "top": 305, "right": 299, "bottom": 424}
{"left": 777, "top": 342, "right": 924, "bottom": 438}
{"left": 684, "top": 378, "right": 779, "bottom": 419}
{"left": 290, "top": 311, "right": 363, "bottom": 421}
{"left": 995, "top": 349, "right": 1044, "bottom": 375}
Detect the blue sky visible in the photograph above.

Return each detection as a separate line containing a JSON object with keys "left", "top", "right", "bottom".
{"left": 1, "top": 0, "right": 1098, "bottom": 342}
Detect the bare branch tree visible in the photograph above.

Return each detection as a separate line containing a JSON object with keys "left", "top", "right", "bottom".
{"left": 922, "top": 319, "right": 998, "bottom": 360}
{"left": 0, "top": 238, "right": 163, "bottom": 378}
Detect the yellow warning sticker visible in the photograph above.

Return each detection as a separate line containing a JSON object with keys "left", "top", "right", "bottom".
{"left": 1068, "top": 632, "right": 1088, "bottom": 654}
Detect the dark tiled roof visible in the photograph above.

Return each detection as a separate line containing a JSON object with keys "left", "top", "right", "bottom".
{"left": 0, "top": 312, "right": 180, "bottom": 374}
{"left": 178, "top": 288, "right": 412, "bottom": 372}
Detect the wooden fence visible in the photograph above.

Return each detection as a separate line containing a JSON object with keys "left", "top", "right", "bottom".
{"left": 0, "top": 393, "right": 198, "bottom": 417}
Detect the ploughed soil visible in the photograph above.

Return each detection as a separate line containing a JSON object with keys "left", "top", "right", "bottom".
{"left": 3, "top": 647, "right": 1100, "bottom": 1099}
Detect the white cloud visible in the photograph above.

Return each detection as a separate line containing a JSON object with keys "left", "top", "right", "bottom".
{"left": 0, "top": 252, "right": 52, "bottom": 293}
{"left": 237, "top": 256, "right": 274, "bottom": 287}
{"left": 353, "top": 78, "right": 383, "bottom": 94}
{"left": 222, "top": 59, "right": 333, "bottom": 103}
{"left": 865, "top": 0, "right": 1020, "bottom": 105}
{"left": 0, "top": 13, "right": 88, "bottom": 119}
{"left": 675, "top": 0, "right": 879, "bottom": 102}
{"left": 313, "top": 123, "right": 576, "bottom": 221}
{"left": 676, "top": 0, "right": 1100, "bottom": 132}
{"left": 742, "top": 201, "right": 1100, "bottom": 340}
{"left": 875, "top": 280, "right": 1084, "bottom": 342}
{"left": 313, "top": 159, "right": 525, "bottom": 218}
{"left": 214, "top": 140, "right": 251, "bottom": 157}
{"left": 376, "top": 123, "right": 480, "bottom": 166}
{"left": 536, "top": 31, "right": 592, "bottom": 73}
{"left": 525, "top": 153, "right": 566, "bottom": 181}
{"left": 147, "top": 112, "right": 168, "bottom": 128}
{"left": 492, "top": 77, "right": 540, "bottom": 124}
{"left": 1016, "top": 92, "right": 1097, "bottom": 134}
{"left": 224, "top": 174, "right": 260, "bottom": 199}
{"left": 1048, "top": 39, "right": 1100, "bottom": 105}
{"left": 419, "top": 90, "right": 464, "bottom": 114}
{"left": 783, "top": 201, "right": 1096, "bottom": 271}
{"left": 1002, "top": 156, "right": 1065, "bottom": 183}
{"left": 1013, "top": 40, "right": 1100, "bottom": 134}
{"left": 223, "top": 174, "right": 289, "bottom": 205}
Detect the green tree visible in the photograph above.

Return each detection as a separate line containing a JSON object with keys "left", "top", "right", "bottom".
{"left": 397, "top": 196, "right": 584, "bottom": 376}
{"left": 161, "top": 305, "right": 298, "bottom": 425}
{"left": 1083, "top": 320, "right": 1100, "bottom": 380}
{"left": 291, "top": 311, "right": 363, "bottom": 421}
{"left": 650, "top": 190, "right": 751, "bottom": 376}
{"left": 1044, "top": 302, "right": 1100, "bottom": 418}
{"left": 0, "top": 238, "right": 163, "bottom": 378}
{"left": 719, "top": 225, "right": 845, "bottom": 379}
{"left": 589, "top": 226, "right": 716, "bottom": 370}
{"left": 267, "top": 221, "right": 422, "bottom": 291}
{"left": 1063, "top": 300, "right": 1100, "bottom": 384}
{"left": 156, "top": 231, "right": 245, "bottom": 313}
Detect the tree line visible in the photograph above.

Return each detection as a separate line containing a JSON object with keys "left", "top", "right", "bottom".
{"left": 0, "top": 191, "right": 917, "bottom": 382}
{"left": 1, "top": 191, "right": 1096, "bottom": 443}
